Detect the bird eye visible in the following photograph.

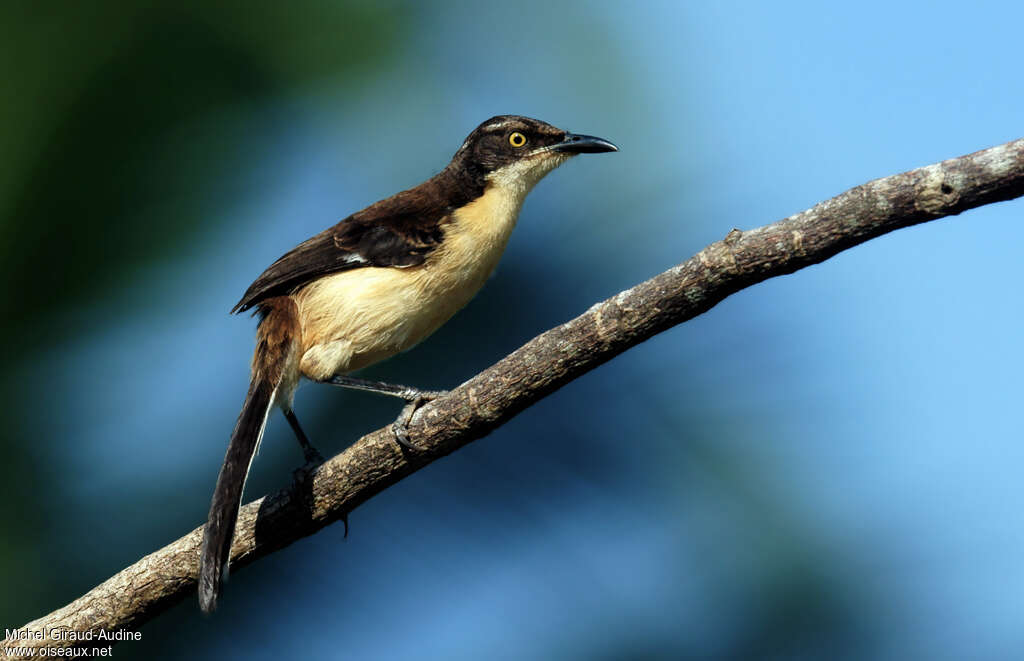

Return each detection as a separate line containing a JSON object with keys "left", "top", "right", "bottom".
{"left": 508, "top": 132, "right": 527, "bottom": 148}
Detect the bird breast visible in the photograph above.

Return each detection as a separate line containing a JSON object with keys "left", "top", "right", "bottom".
{"left": 294, "top": 181, "right": 528, "bottom": 381}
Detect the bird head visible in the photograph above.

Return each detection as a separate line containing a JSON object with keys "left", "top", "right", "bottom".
{"left": 452, "top": 115, "right": 617, "bottom": 194}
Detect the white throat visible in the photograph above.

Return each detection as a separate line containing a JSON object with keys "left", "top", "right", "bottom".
{"left": 485, "top": 152, "right": 573, "bottom": 207}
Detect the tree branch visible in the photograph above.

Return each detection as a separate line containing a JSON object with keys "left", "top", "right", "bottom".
{"left": 8, "top": 137, "right": 1024, "bottom": 656}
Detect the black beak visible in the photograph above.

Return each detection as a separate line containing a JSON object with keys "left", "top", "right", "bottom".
{"left": 552, "top": 133, "right": 618, "bottom": 154}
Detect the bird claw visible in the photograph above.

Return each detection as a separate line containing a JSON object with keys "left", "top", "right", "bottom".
{"left": 292, "top": 449, "right": 324, "bottom": 483}
{"left": 303, "top": 446, "right": 325, "bottom": 466}
{"left": 292, "top": 461, "right": 317, "bottom": 484}
{"left": 291, "top": 456, "right": 348, "bottom": 538}
{"left": 391, "top": 390, "right": 448, "bottom": 452}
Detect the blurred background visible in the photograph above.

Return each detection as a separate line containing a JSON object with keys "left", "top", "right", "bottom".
{"left": 2, "top": 1, "right": 1022, "bottom": 659}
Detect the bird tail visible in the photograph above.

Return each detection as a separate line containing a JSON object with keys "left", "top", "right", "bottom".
{"left": 199, "top": 296, "right": 300, "bottom": 613}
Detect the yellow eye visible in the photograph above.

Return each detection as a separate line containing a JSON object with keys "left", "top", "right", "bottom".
{"left": 508, "top": 132, "right": 527, "bottom": 148}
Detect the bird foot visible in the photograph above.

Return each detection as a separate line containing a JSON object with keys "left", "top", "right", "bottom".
{"left": 291, "top": 453, "right": 347, "bottom": 537}
{"left": 302, "top": 445, "right": 325, "bottom": 466}
{"left": 292, "top": 448, "right": 324, "bottom": 484}
{"left": 391, "top": 390, "right": 448, "bottom": 451}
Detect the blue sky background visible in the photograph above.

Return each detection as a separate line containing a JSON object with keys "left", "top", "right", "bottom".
{"left": 2, "top": 1, "right": 1022, "bottom": 659}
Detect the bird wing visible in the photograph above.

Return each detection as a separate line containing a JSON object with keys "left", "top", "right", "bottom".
{"left": 231, "top": 189, "right": 449, "bottom": 313}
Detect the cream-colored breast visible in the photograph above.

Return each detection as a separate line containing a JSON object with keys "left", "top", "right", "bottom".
{"left": 294, "top": 181, "right": 529, "bottom": 381}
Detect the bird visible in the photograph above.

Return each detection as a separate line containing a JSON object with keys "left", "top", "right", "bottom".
{"left": 198, "top": 115, "right": 617, "bottom": 613}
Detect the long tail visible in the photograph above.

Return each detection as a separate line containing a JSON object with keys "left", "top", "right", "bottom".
{"left": 199, "top": 296, "right": 300, "bottom": 613}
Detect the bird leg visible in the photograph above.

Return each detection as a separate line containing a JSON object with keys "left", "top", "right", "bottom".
{"left": 284, "top": 409, "right": 344, "bottom": 535}
{"left": 283, "top": 408, "right": 325, "bottom": 466}
{"left": 324, "top": 375, "right": 447, "bottom": 451}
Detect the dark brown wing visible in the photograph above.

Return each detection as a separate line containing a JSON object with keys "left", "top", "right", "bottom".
{"left": 231, "top": 185, "right": 453, "bottom": 314}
